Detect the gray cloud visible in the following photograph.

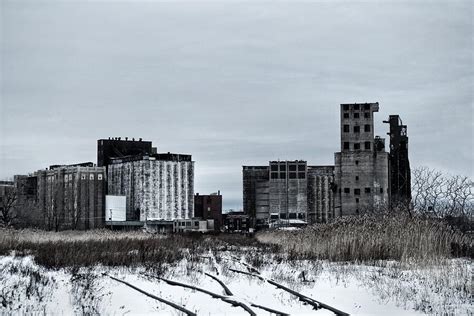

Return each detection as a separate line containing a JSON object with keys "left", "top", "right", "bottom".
{"left": 1, "top": 0, "right": 472, "bottom": 209}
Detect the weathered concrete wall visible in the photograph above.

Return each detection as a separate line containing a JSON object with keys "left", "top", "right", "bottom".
{"left": 242, "top": 166, "right": 269, "bottom": 224}
{"left": 108, "top": 158, "right": 194, "bottom": 221}
{"left": 335, "top": 103, "right": 389, "bottom": 216}
{"left": 35, "top": 166, "right": 106, "bottom": 230}
{"left": 307, "top": 166, "right": 335, "bottom": 224}
{"left": 268, "top": 161, "right": 308, "bottom": 219}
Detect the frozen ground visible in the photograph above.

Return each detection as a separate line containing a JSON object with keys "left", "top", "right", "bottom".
{"left": 1, "top": 252, "right": 471, "bottom": 315}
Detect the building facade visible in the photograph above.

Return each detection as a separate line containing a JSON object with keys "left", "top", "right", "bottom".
{"left": 107, "top": 154, "right": 194, "bottom": 221}
{"left": 35, "top": 164, "right": 106, "bottom": 230}
{"left": 307, "top": 166, "right": 335, "bottom": 223}
{"left": 334, "top": 103, "right": 389, "bottom": 216}
{"left": 243, "top": 161, "right": 335, "bottom": 226}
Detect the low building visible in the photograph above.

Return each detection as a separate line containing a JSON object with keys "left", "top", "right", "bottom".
{"left": 223, "top": 211, "right": 251, "bottom": 232}
{"left": 194, "top": 191, "right": 222, "bottom": 231}
{"left": 173, "top": 218, "right": 214, "bottom": 233}
{"left": 107, "top": 153, "right": 194, "bottom": 221}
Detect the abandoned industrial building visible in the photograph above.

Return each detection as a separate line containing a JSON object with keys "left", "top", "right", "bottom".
{"left": 3, "top": 102, "right": 410, "bottom": 231}
{"left": 6, "top": 138, "right": 201, "bottom": 231}
{"left": 243, "top": 102, "right": 411, "bottom": 228}
{"left": 243, "top": 162, "right": 335, "bottom": 227}
{"left": 107, "top": 153, "right": 194, "bottom": 222}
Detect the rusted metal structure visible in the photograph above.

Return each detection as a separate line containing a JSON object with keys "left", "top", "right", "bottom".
{"left": 384, "top": 115, "right": 411, "bottom": 205}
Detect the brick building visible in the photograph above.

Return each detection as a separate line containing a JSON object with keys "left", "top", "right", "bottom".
{"left": 194, "top": 191, "right": 223, "bottom": 231}
{"left": 35, "top": 163, "right": 106, "bottom": 230}
{"left": 97, "top": 137, "right": 155, "bottom": 168}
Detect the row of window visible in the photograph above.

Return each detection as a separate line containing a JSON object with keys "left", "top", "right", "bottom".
{"left": 270, "top": 164, "right": 306, "bottom": 172}
{"left": 274, "top": 213, "right": 306, "bottom": 219}
{"left": 343, "top": 124, "right": 371, "bottom": 133}
{"left": 270, "top": 172, "right": 306, "bottom": 179}
{"left": 343, "top": 142, "right": 371, "bottom": 150}
{"left": 343, "top": 187, "right": 384, "bottom": 194}
{"left": 48, "top": 174, "right": 103, "bottom": 182}
{"left": 343, "top": 104, "right": 371, "bottom": 111}
{"left": 343, "top": 112, "right": 371, "bottom": 119}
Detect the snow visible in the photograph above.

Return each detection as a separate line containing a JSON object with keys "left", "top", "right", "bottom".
{"left": 1, "top": 254, "right": 471, "bottom": 315}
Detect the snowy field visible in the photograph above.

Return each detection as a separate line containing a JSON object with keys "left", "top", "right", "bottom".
{"left": 1, "top": 252, "right": 471, "bottom": 315}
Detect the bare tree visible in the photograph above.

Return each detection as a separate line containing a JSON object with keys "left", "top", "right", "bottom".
{"left": 411, "top": 166, "right": 473, "bottom": 219}
{"left": 0, "top": 186, "right": 17, "bottom": 227}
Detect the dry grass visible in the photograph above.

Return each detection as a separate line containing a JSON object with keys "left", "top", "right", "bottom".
{"left": 256, "top": 214, "right": 473, "bottom": 262}
{"left": 0, "top": 229, "right": 269, "bottom": 269}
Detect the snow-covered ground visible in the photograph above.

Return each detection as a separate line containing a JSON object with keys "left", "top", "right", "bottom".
{"left": 1, "top": 253, "right": 471, "bottom": 315}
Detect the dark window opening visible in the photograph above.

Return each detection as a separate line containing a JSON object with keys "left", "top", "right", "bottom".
{"left": 354, "top": 143, "right": 360, "bottom": 150}
{"left": 344, "top": 113, "right": 349, "bottom": 118}
{"left": 354, "top": 112, "right": 360, "bottom": 119}
{"left": 355, "top": 176, "right": 359, "bottom": 181}
{"left": 289, "top": 213, "right": 297, "bottom": 219}
{"left": 270, "top": 164, "right": 278, "bottom": 171}
{"left": 289, "top": 172, "right": 297, "bottom": 179}
{"left": 364, "top": 112, "right": 370, "bottom": 118}
{"left": 365, "top": 187, "right": 371, "bottom": 193}
{"left": 344, "top": 188, "right": 350, "bottom": 194}
{"left": 280, "top": 213, "right": 287, "bottom": 219}
{"left": 364, "top": 104, "right": 370, "bottom": 110}
{"left": 343, "top": 104, "right": 349, "bottom": 111}
{"left": 380, "top": 188, "right": 384, "bottom": 194}
{"left": 344, "top": 125, "right": 350, "bottom": 133}
{"left": 344, "top": 142, "right": 350, "bottom": 150}
{"left": 365, "top": 141, "right": 371, "bottom": 150}
{"left": 280, "top": 164, "right": 286, "bottom": 171}
{"left": 298, "top": 164, "right": 305, "bottom": 171}
{"left": 289, "top": 164, "right": 297, "bottom": 171}
{"left": 355, "top": 160, "right": 359, "bottom": 165}
{"left": 298, "top": 172, "right": 306, "bottom": 179}
{"left": 356, "top": 198, "right": 359, "bottom": 203}
{"left": 364, "top": 125, "right": 371, "bottom": 132}
{"left": 354, "top": 104, "right": 360, "bottom": 110}
{"left": 354, "top": 126, "right": 360, "bottom": 133}
{"left": 279, "top": 172, "right": 286, "bottom": 179}
{"left": 271, "top": 173, "right": 278, "bottom": 179}
{"left": 354, "top": 189, "right": 361, "bottom": 195}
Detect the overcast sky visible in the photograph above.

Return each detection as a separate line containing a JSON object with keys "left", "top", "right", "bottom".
{"left": 1, "top": 0, "right": 472, "bottom": 209}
